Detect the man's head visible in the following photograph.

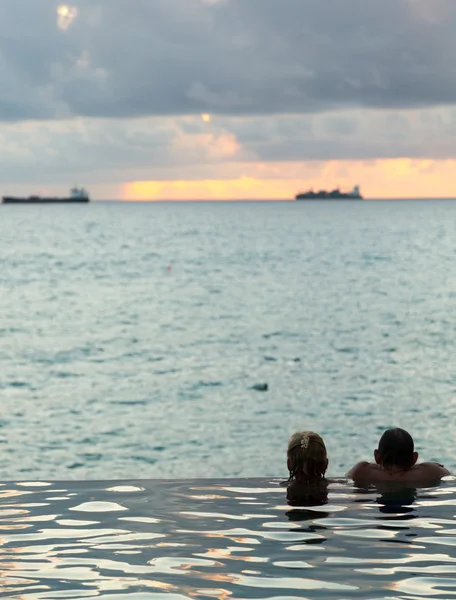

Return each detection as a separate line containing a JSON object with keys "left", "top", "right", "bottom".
{"left": 374, "top": 428, "right": 418, "bottom": 470}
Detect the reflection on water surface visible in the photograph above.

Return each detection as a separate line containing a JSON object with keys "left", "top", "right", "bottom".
{"left": 0, "top": 477, "right": 455, "bottom": 599}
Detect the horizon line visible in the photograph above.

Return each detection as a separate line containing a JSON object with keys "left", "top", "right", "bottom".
{"left": 87, "top": 196, "right": 456, "bottom": 202}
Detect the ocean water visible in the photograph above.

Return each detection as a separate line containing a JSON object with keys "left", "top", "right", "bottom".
{"left": 2, "top": 477, "right": 456, "bottom": 599}
{"left": 1, "top": 200, "right": 456, "bottom": 480}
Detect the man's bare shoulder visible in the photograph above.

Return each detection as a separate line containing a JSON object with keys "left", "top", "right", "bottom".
{"left": 347, "top": 461, "right": 381, "bottom": 481}
{"left": 410, "top": 462, "right": 450, "bottom": 480}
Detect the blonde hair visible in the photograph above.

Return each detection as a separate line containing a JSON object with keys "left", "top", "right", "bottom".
{"left": 287, "top": 431, "right": 327, "bottom": 482}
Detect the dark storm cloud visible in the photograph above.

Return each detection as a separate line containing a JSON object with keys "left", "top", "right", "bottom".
{"left": 1, "top": 0, "right": 456, "bottom": 122}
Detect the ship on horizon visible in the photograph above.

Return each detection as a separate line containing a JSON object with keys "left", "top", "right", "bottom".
{"left": 295, "top": 185, "right": 363, "bottom": 200}
{"left": 2, "top": 186, "right": 90, "bottom": 204}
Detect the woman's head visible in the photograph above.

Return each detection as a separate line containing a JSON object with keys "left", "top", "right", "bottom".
{"left": 374, "top": 428, "right": 418, "bottom": 470}
{"left": 287, "top": 431, "right": 328, "bottom": 482}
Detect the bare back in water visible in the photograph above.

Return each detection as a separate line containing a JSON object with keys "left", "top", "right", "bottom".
{"left": 348, "top": 461, "right": 449, "bottom": 485}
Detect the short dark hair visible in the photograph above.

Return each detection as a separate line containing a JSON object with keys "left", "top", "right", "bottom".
{"left": 378, "top": 428, "right": 415, "bottom": 470}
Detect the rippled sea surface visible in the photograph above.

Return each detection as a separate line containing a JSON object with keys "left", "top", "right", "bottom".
{"left": 2, "top": 477, "right": 456, "bottom": 599}
{"left": 1, "top": 200, "right": 456, "bottom": 480}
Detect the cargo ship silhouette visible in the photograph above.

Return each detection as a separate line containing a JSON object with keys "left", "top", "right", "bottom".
{"left": 2, "top": 186, "right": 90, "bottom": 204}
{"left": 295, "top": 185, "right": 363, "bottom": 200}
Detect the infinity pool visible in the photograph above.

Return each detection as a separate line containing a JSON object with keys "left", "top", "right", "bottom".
{"left": 1, "top": 477, "right": 456, "bottom": 599}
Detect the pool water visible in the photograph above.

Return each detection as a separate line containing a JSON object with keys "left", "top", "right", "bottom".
{"left": 1, "top": 477, "right": 456, "bottom": 599}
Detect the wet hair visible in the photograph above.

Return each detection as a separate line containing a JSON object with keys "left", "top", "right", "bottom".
{"left": 377, "top": 428, "right": 415, "bottom": 470}
{"left": 287, "top": 431, "right": 327, "bottom": 482}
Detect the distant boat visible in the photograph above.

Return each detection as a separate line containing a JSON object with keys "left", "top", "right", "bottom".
{"left": 2, "top": 186, "right": 90, "bottom": 204}
{"left": 295, "top": 186, "right": 363, "bottom": 200}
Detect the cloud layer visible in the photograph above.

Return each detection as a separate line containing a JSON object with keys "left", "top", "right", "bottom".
{"left": 2, "top": 0, "right": 456, "bottom": 121}
{"left": 1, "top": 0, "right": 456, "bottom": 195}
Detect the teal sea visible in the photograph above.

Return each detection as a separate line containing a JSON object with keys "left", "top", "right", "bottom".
{"left": 1, "top": 200, "right": 456, "bottom": 480}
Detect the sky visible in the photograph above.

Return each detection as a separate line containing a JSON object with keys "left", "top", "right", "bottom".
{"left": 1, "top": 0, "right": 456, "bottom": 200}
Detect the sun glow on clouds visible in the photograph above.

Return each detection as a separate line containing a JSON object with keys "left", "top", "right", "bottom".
{"left": 172, "top": 131, "right": 241, "bottom": 160}
{"left": 124, "top": 177, "right": 286, "bottom": 201}
{"left": 57, "top": 4, "right": 78, "bottom": 31}
{"left": 122, "top": 159, "right": 456, "bottom": 201}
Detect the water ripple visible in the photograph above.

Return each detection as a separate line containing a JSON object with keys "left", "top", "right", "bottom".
{"left": 0, "top": 478, "right": 455, "bottom": 599}
{"left": 2, "top": 201, "right": 456, "bottom": 481}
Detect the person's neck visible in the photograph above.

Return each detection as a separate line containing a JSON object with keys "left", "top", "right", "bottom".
{"left": 380, "top": 463, "right": 411, "bottom": 473}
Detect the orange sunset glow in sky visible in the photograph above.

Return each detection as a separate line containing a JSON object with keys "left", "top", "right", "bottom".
{"left": 122, "top": 159, "right": 456, "bottom": 201}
